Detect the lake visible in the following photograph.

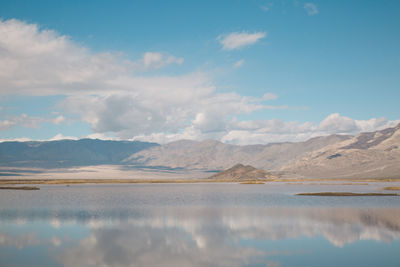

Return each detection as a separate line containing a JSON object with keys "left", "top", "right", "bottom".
{"left": 0, "top": 183, "right": 400, "bottom": 266}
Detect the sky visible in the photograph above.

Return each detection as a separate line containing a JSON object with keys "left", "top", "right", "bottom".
{"left": 0, "top": 0, "right": 399, "bottom": 145}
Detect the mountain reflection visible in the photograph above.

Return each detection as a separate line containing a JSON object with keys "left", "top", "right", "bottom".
{"left": 1, "top": 206, "right": 399, "bottom": 266}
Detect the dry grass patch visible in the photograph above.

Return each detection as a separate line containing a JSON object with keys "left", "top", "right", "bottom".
{"left": 240, "top": 181, "right": 265, "bottom": 184}
{"left": 383, "top": 187, "right": 400, "bottom": 191}
{"left": 341, "top": 183, "right": 369, "bottom": 185}
{"left": 0, "top": 186, "right": 39, "bottom": 190}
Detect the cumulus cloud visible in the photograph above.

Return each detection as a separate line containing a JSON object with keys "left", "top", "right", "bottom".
{"left": 135, "top": 114, "right": 399, "bottom": 145}
{"left": 0, "top": 19, "right": 278, "bottom": 138}
{"left": 319, "top": 113, "right": 395, "bottom": 134}
{"left": 219, "top": 114, "right": 399, "bottom": 145}
{"left": 60, "top": 91, "right": 265, "bottom": 139}
{"left": 218, "top": 31, "right": 266, "bottom": 50}
{"left": 1, "top": 19, "right": 398, "bottom": 145}
{"left": 319, "top": 113, "right": 357, "bottom": 133}
{"left": 0, "top": 19, "right": 184, "bottom": 96}
{"left": 304, "top": 3, "right": 318, "bottom": 16}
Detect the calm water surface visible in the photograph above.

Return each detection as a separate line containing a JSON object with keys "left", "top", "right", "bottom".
{"left": 0, "top": 183, "right": 400, "bottom": 267}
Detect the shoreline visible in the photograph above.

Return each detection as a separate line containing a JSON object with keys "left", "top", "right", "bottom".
{"left": 1, "top": 177, "right": 400, "bottom": 185}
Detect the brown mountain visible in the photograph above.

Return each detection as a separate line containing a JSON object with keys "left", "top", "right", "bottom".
{"left": 124, "top": 135, "right": 351, "bottom": 171}
{"left": 280, "top": 123, "right": 400, "bottom": 179}
{"left": 208, "top": 164, "right": 275, "bottom": 181}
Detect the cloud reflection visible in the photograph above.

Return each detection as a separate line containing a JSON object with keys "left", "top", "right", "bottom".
{"left": 54, "top": 206, "right": 400, "bottom": 266}
{"left": 0, "top": 232, "right": 39, "bottom": 249}
{"left": 1, "top": 206, "right": 399, "bottom": 266}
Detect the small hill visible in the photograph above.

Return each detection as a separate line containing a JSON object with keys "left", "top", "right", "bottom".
{"left": 208, "top": 164, "right": 275, "bottom": 181}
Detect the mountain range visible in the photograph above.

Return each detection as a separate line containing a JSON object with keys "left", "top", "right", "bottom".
{"left": 125, "top": 134, "right": 351, "bottom": 171}
{"left": 0, "top": 139, "right": 158, "bottom": 168}
{"left": 1, "top": 124, "right": 399, "bottom": 179}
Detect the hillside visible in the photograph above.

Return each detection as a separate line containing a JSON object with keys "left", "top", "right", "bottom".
{"left": 280, "top": 124, "right": 400, "bottom": 178}
{"left": 208, "top": 164, "right": 275, "bottom": 181}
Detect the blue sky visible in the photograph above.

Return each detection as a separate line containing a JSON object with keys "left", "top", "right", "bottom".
{"left": 0, "top": 0, "right": 399, "bottom": 144}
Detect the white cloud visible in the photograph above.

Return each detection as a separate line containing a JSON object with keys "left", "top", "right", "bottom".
{"left": 0, "top": 133, "right": 114, "bottom": 143}
{"left": 0, "top": 19, "right": 304, "bottom": 144}
{"left": 262, "top": 93, "right": 278, "bottom": 101}
{"left": 233, "top": 59, "right": 244, "bottom": 68}
{"left": 50, "top": 133, "right": 78, "bottom": 141}
{"left": 85, "top": 133, "right": 115, "bottom": 140}
{"left": 0, "top": 19, "right": 279, "bottom": 139}
{"left": 0, "top": 19, "right": 184, "bottom": 96}
{"left": 0, "top": 137, "right": 32, "bottom": 143}
{"left": 140, "top": 52, "right": 184, "bottom": 70}
{"left": 53, "top": 115, "right": 66, "bottom": 125}
{"left": 60, "top": 92, "right": 266, "bottom": 139}
{"left": 132, "top": 113, "right": 400, "bottom": 145}
{"left": 318, "top": 113, "right": 397, "bottom": 134}
{"left": 1, "top": 19, "right": 398, "bottom": 146}
{"left": 218, "top": 31, "right": 266, "bottom": 50}
{"left": 0, "top": 119, "right": 15, "bottom": 131}
{"left": 319, "top": 113, "right": 357, "bottom": 133}
{"left": 219, "top": 114, "right": 399, "bottom": 145}
{"left": 304, "top": 3, "right": 318, "bottom": 16}
{"left": 0, "top": 113, "right": 66, "bottom": 131}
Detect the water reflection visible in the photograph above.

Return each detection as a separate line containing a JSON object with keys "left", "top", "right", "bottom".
{"left": 1, "top": 206, "right": 400, "bottom": 266}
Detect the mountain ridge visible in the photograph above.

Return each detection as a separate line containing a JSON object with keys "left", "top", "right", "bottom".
{"left": 125, "top": 134, "right": 352, "bottom": 170}
{"left": 1, "top": 124, "right": 399, "bottom": 179}
{"left": 280, "top": 123, "right": 400, "bottom": 178}
{"left": 0, "top": 139, "right": 159, "bottom": 168}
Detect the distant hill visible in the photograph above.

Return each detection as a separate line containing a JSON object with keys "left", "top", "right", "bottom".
{"left": 124, "top": 135, "right": 351, "bottom": 171}
{"left": 0, "top": 139, "right": 158, "bottom": 168}
{"left": 208, "top": 164, "right": 275, "bottom": 181}
{"left": 280, "top": 123, "right": 400, "bottom": 179}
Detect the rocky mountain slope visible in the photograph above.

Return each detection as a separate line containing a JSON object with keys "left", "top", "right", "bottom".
{"left": 280, "top": 124, "right": 400, "bottom": 178}
{"left": 125, "top": 135, "right": 351, "bottom": 171}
